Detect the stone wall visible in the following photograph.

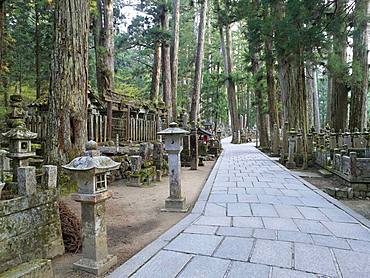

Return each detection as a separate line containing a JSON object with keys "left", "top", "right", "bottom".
{"left": 0, "top": 188, "right": 64, "bottom": 273}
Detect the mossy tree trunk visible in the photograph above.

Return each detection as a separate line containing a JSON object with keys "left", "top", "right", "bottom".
{"left": 0, "top": 0, "right": 7, "bottom": 107}
{"left": 349, "top": 0, "right": 369, "bottom": 130}
{"left": 47, "top": 0, "right": 89, "bottom": 164}
{"left": 170, "top": 0, "right": 180, "bottom": 121}
{"left": 190, "top": 0, "right": 208, "bottom": 124}
{"left": 160, "top": 3, "right": 172, "bottom": 123}
{"left": 328, "top": 0, "right": 348, "bottom": 131}
{"left": 150, "top": 38, "right": 162, "bottom": 102}
{"left": 93, "top": 0, "right": 114, "bottom": 140}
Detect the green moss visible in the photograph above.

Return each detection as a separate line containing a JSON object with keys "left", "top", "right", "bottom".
{"left": 59, "top": 173, "right": 78, "bottom": 196}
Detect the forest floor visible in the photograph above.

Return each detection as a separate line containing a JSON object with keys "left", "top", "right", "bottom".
{"left": 52, "top": 160, "right": 215, "bottom": 278}
{"left": 292, "top": 167, "right": 370, "bottom": 220}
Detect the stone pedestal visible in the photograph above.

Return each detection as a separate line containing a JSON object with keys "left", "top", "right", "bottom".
{"left": 162, "top": 151, "right": 188, "bottom": 212}
{"left": 190, "top": 128, "right": 198, "bottom": 170}
{"left": 286, "top": 130, "right": 297, "bottom": 169}
{"left": 72, "top": 193, "right": 117, "bottom": 276}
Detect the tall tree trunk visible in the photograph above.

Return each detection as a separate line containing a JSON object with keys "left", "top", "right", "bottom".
{"left": 190, "top": 0, "right": 208, "bottom": 124}
{"left": 0, "top": 0, "right": 7, "bottom": 107}
{"left": 94, "top": 0, "right": 114, "bottom": 96}
{"left": 306, "top": 64, "right": 315, "bottom": 130}
{"left": 217, "top": 0, "right": 240, "bottom": 143}
{"left": 313, "top": 70, "right": 321, "bottom": 131}
{"left": 326, "top": 73, "right": 333, "bottom": 126}
{"left": 47, "top": 0, "right": 89, "bottom": 164}
{"left": 35, "top": 0, "right": 41, "bottom": 99}
{"left": 349, "top": 0, "right": 369, "bottom": 130}
{"left": 265, "top": 28, "right": 279, "bottom": 134}
{"left": 160, "top": 3, "right": 172, "bottom": 123}
{"left": 150, "top": 39, "right": 162, "bottom": 101}
{"left": 329, "top": 0, "right": 348, "bottom": 131}
{"left": 170, "top": 0, "right": 180, "bottom": 121}
{"left": 93, "top": 0, "right": 114, "bottom": 140}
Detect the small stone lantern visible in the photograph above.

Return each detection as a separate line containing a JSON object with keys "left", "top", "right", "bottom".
{"left": 286, "top": 129, "right": 297, "bottom": 169}
{"left": 158, "top": 122, "right": 189, "bottom": 212}
{"left": 63, "top": 141, "right": 120, "bottom": 276}
{"left": 2, "top": 124, "right": 37, "bottom": 181}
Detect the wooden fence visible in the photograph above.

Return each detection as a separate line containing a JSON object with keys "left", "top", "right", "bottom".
{"left": 26, "top": 112, "right": 159, "bottom": 143}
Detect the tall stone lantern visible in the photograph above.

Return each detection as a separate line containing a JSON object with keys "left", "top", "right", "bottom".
{"left": 158, "top": 122, "right": 189, "bottom": 212}
{"left": 2, "top": 124, "right": 37, "bottom": 182}
{"left": 63, "top": 141, "right": 120, "bottom": 276}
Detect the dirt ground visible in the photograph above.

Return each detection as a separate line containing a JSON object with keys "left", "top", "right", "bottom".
{"left": 52, "top": 160, "right": 215, "bottom": 278}
{"left": 295, "top": 168, "right": 370, "bottom": 221}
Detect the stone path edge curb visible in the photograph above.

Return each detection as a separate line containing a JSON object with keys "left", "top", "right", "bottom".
{"left": 107, "top": 150, "right": 225, "bottom": 277}
{"left": 258, "top": 148, "right": 370, "bottom": 229}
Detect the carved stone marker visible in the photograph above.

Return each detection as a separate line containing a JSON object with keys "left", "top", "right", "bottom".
{"left": 286, "top": 129, "right": 297, "bottom": 169}
{"left": 17, "top": 166, "right": 37, "bottom": 196}
{"left": 158, "top": 122, "right": 189, "bottom": 212}
{"left": 63, "top": 141, "right": 120, "bottom": 276}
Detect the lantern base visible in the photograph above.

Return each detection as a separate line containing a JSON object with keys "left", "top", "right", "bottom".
{"left": 162, "top": 197, "right": 188, "bottom": 212}
{"left": 73, "top": 255, "right": 117, "bottom": 276}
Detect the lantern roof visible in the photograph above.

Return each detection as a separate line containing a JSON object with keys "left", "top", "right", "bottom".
{"left": 157, "top": 122, "right": 189, "bottom": 136}
{"left": 2, "top": 125, "right": 37, "bottom": 140}
{"left": 63, "top": 141, "right": 120, "bottom": 172}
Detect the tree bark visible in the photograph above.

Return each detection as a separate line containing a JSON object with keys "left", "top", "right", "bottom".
{"left": 349, "top": 0, "right": 369, "bottom": 130}
{"left": 160, "top": 3, "right": 172, "bottom": 123}
{"left": 35, "top": 0, "right": 41, "bottom": 99}
{"left": 264, "top": 14, "right": 279, "bottom": 134}
{"left": 313, "top": 70, "right": 321, "bottom": 131}
{"left": 306, "top": 64, "right": 315, "bottom": 130}
{"left": 94, "top": 0, "right": 115, "bottom": 97}
{"left": 47, "top": 0, "right": 89, "bottom": 164}
{"left": 150, "top": 39, "right": 162, "bottom": 101}
{"left": 329, "top": 0, "right": 348, "bottom": 131}
{"left": 0, "top": 0, "right": 7, "bottom": 107}
{"left": 190, "top": 0, "right": 208, "bottom": 124}
{"left": 93, "top": 0, "right": 114, "bottom": 140}
{"left": 170, "top": 0, "right": 180, "bottom": 121}
{"left": 217, "top": 0, "right": 240, "bottom": 143}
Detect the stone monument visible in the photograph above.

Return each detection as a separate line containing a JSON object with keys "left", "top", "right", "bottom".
{"left": 158, "top": 122, "right": 189, "bottom": 212}
{"left": 63, "top": 140, "right": 120, "bottom": 276}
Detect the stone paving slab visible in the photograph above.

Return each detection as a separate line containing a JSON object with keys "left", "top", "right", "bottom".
{"left": 109, "top": 139, "right": 370, "bottom": 278}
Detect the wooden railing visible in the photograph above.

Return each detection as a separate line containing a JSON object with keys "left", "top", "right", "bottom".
{"left": 26, "top": 112, "right": 159, "bottom": 143}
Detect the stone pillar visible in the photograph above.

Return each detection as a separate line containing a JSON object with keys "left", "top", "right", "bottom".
{"left": 42, "top": 165, "right": 58, "bottom": 189}
{"left": 337, "top": 129, "right": 343, "bottom": 148}
{"left": 286, "top": 129, "right": 297, "bottom": 169}
{"left": 153, "top": 142, "right": 164, "bottom": 172}
{"left": 352, "top": 128, "right": 362, "bottom": 148}
{"left": 349, "top": 152, "right": 357, "bottom": 179}
{"left": 17, "top": 166, "right": 37, "bottom": 196}
{"left": 128, "top": 155, "right": 143, "bottom": 187}
{"left": 307, "top": 133, "right": 313, "bottom": 155}
{"left": 343, "top": 129, "right": 352, "bottom": 148}
{"left": 190, "top": 127, "right": 198, "bottom": 170}
{"left": 157, "top": 122, "right": 189, "bottom": 212}
{"left": 329, "top": 130, "right": 337, "bottom": 150}
{"left": 296, "top": 130, "right": 303, "bottom": 155}
{"left": 272, "top": 124, "right": 280, "bottom": 156}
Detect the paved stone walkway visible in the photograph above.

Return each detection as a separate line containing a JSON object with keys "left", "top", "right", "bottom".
{"left": 110, "top": 139, "right": 370, "bottom": 278}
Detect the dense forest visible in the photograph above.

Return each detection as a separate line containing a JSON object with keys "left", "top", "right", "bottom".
{"left": 0, "top": 0, "right": 369, "bottom": 160}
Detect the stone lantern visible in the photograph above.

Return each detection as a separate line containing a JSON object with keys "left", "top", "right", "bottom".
{"left": 2, "top": 124, "right": 37, "bottom": 182}
{"left": 158, "top": 122, "right": 189, "bottom": 212}
{"left": 286, "top": 129, "right": 297, "bottom": 169}
{"left": 63, "top": 140, "right": 120, "bottom": 275}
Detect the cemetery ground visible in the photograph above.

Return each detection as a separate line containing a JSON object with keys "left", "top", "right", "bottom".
{"left": 52, "top": 161, "right": 215, "bottom": 278}
{"left": 298, "top": 169, "right": 370, "bottom": 221}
